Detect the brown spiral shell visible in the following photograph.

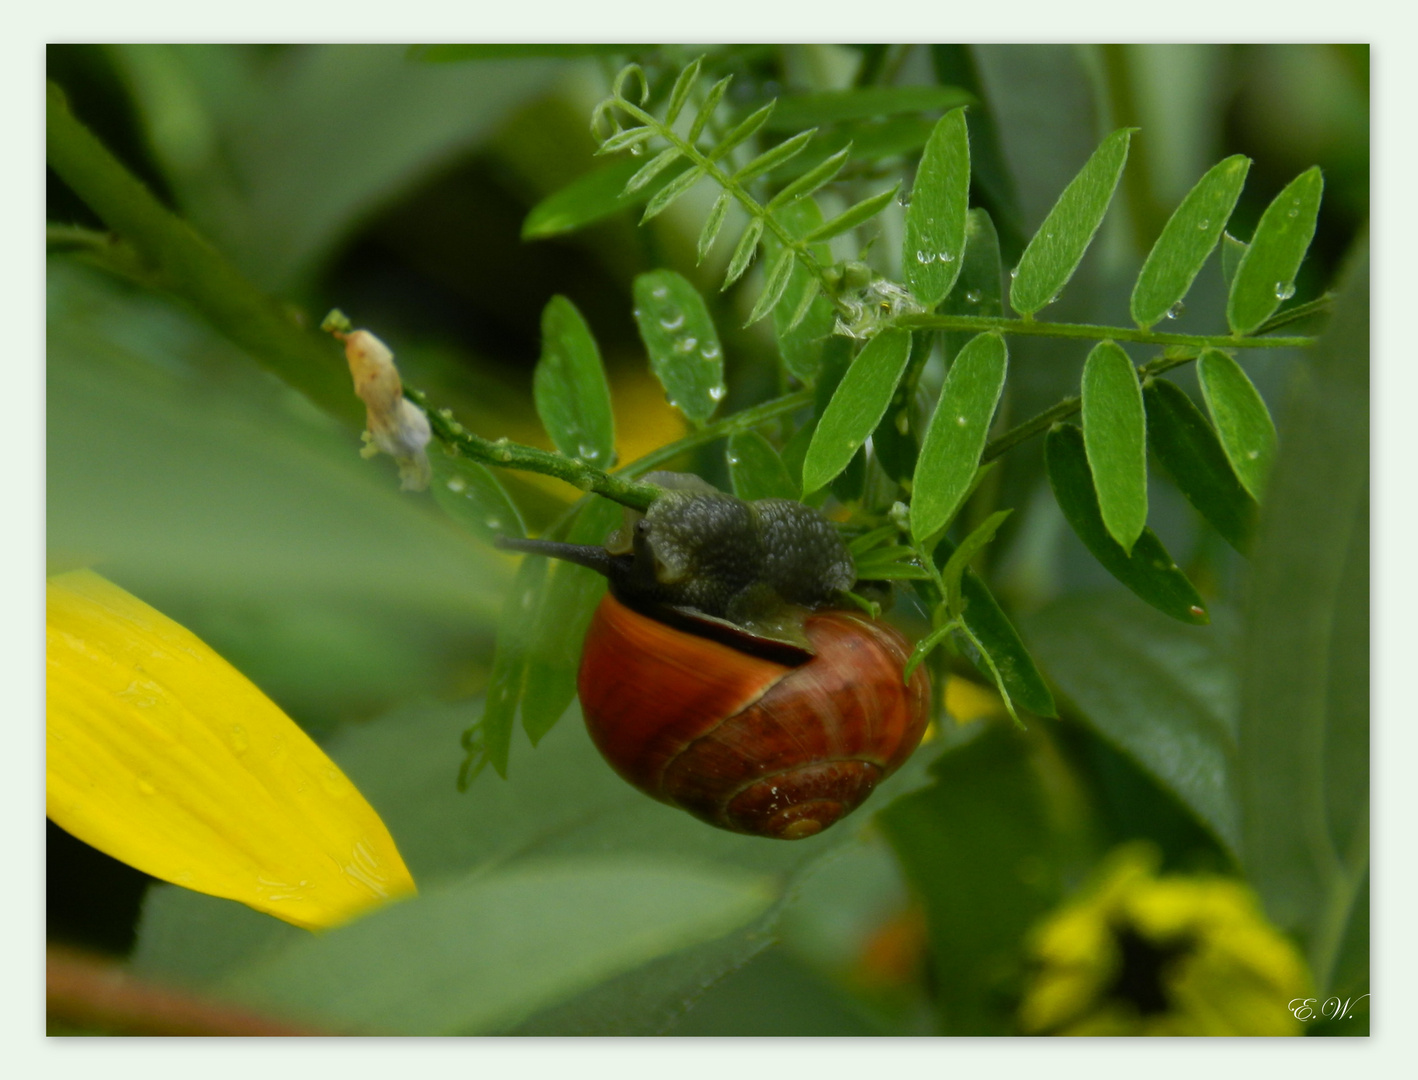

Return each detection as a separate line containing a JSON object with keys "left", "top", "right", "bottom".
{"left": 577, "top": 593, "right": 931, "bottom": 840}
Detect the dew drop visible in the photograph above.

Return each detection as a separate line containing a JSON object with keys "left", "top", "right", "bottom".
{"left": 629, "top": 143, "right": 645, "bottom": 157}
{"left": 1247, "top": 449, "right": 1260, "bottom": 460}
{"left": 1287, "top": 206, "right": 1299, "bottom": 219}
{"left": 1274, "top": 281, "right": 1296, "bottom": 301}
{"left": 1188, "top": 605, "right": 1205, "bottom": 617}
{"left": 964, "top": 289, "right": 982, "bottom": 304}
{"left": 915, "top": 250, "right": 935, "bottom": 265}
{"left": 708, "top": 384, "right": 727, "bottom": 402}
{"left": 1045, "top": 231, "right": 1055, "bottom": 240}
{"left": 674, "top": 336, "right": 698, "bottom": 354}
{"left": 446, "top": 476, "right": 467, "bottom": 493}
{"left": 577, "top": 442, "right": 600, "bottom": 461}
{"left": 1009, "top": 267, "right": 1019, "bottom": 280}
{"left": 659, "top": 310, "right": 685, "bottom": 331}
{"left": 651, "top": 286, "right": 669, "bottom": 300}
{"left": 956, "top": 415, "right": 968, "bottom": 426}
{"left": 726, "top": 453, "right": 740, "bottom": 466}
{"left": 897, "top": 191, "right": 912, "bottom": 208}
{"left": 485, "top": 517, "right": 502, "bottom": 531}
{"left": 939, "top": 251, "right": 955, "bottom": 263}
{"left": 847, "top": 438, "right": 862, "bottom": 450}
{"left": 1166, "top": 300, "right": 1186, "bottom": 320}
{"left": 700, "top": 343, "right": 721, "bottom": 360}
{"left": 1197, "top": 218, "right": 1211, "bottom": 230}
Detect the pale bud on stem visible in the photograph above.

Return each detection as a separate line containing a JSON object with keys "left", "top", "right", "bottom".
{"left": 328, "top": 317, "right": 431, "bottom": 491}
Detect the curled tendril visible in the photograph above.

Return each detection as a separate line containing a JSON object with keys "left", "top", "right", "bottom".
{"left": 613, "top": 63, "right": 650, "bottom": 107}
{"left": 590, "top": 98, "right": 620, "bottom": 143}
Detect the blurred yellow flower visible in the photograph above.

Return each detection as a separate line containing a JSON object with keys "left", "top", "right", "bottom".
{"left": 46, "top": 569, "right": 416, "bottom": 931}
{"left": 1019, "top": 843, "right": 1310, "bottom": 1036}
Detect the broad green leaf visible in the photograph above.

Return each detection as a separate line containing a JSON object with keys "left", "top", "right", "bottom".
{"left": 663, "top": 57, "right": 703, "bottom": 126}
{"left": 726, "top": 432, "right": 798, "bottom": 502}
{"left": 1143, "top": 377, "right": 1257, "bottom": 554}
{"left": 801, "top": 330, "right": 912, "bottom": 494}
{"left": 520, "top": 498, "right": 622, "bottom": 746}
{"left": 697, "top": 192, "right": 732, "bottom": 263}
{"left": 745, "top": 248, "right": 795, "bottom": 324}
{"left": 803, "top": 184, "right": 901, "bottom": 243}
{"left": 940, "top": 510, "right": 1012, "bottom": 619}
{"left": 623, "top": 146, "right": 683, "bottom": 195}
{"left": 429, "top": 452, "right": 526, "bottom": 546}
{"left": 903, "top": 108, "right": 970, "bottom": 308}
{"left": 870, "top": 332, "right": 930, "bottom": 485}
{"left": 732, "top": 129, "right": 815, "bottom": 185}
{"left": 938, "top": 208, "right": 1004, "bottom": 364}
{"left": 633, "top": 271, "right": 726, "bottom": 424}
{"left": 1009, "top": 128, "right": 1134, "bottom": 317}
{"left": 910, "top": 332, "right": 1008, "bottom": 544}
{"left": 1045, "top": 423, "right": 1208, "bottom": 625}
{"left": 1238, "top": 243, "right": 1367, "bottom": 986}
{"left": 1080, "top": 341, "right": 1148, "bottom": 553}
{"left": 723, "top": 217, "right": 764, "bottom": 288}
{"left": 522, "top": 157, "right": 657, "bottom": 240}
{"left": 880, "top": 728, "right": 1069, "bottom": 1034}
{"left": 767, "top": 147, "right": 850, "bottom": 211}
{"left": 219, "top": 857, "right": 775, "bottom": 1034}
{"left": 761, "top": 85, "right": 974, "bottom": 131}
{"left": 640, "top": 166, "right": 704, "bottom": 223}
{"left": 709, "top": 101, "right": 775, "bottom": 161}
{"left": 928, "top": 537, "right": 1056, "bottom": 718}
{"left": 1197, "top": 349, "right": 1277, "bottom": 499}
{"left": 533, "top": 296, "right": 615, "bottom": 467}
{"left": 1131, "top": 154, "right": 1250, "bottom": 329}
{"left": 1226, "top": 166, "right": 1323, "bottom": 336}
{"left": 1024, "top": 592, "right": 1241, "bottom": 855}
{"left": 1220, "top": 232, "right": 1247, "bottom": 289}
{"left": 767, "top": 197, "right": 836, "bottom": 383}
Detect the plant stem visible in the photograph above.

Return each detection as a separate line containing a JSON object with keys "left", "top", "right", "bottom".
{"left": 897, "top": 312, "right": 1315, "bottom": 350}
{"left": 45, "top": 82, "right": 359, "bottom": 424}
{"left": 619, "top": 388, "right": 813, "bottom": 477}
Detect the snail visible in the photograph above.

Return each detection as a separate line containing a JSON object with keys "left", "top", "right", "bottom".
{"left": 497, "top": 474, "right": 930, "bottom": 840}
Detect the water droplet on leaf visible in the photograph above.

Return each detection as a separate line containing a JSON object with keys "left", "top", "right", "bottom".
{"left": 1166, "top": 300, "right": 1186, "bottom": 320}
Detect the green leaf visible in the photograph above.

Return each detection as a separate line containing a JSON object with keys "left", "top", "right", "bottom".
{"left": 640, "top": 166, "right": 704, "bottom": 223}
{"left": 1237, "top": 243, "right": 1367, "bottom": 986}
{"left": 709, "top": 101, "right": 775, "bottom": 161}
{"left": 1009, "top": 128, "right": 1134, "bottom": 317}
{"left": 596, "top": 126, "right": 656, "bottom": 155}
{"left": 663, "top": 57, "right": 703, "bottom": 127}
{"left": 1220, "top": 232, "right": 1248, "bottom": 289}
{"left": 218, "top": 857, "right": 775, "bottom": 1034}
{"left": 731, "top": 128, "right": 815, "bottom": 185}
{"left": 745, "top": 248, "right": 796, "bottom": 325}
{"left": 940, "top": 510, "right": 1012, "bottom": 619}
{"left": 1045, "top": 423, "right": 1208, "bottom": 625}
{"left": 688, "top": 76, "right": 732, "bottom": 143}
{"left": 766, "top": 146, "right": 850, "bottom": 211}
{"left": 533, "top": 296, "right": 615, "bottom": 467}
{"left": 1024, "top": 592, "right": 1241, "bottom": 855}
{"left": 1226, "top": 166, "right": 1323, "bottom": 336}
{"left": 1130, "top": 154, "right": 1250, "bottom": 329}
{"left": 697, "top": 192, "right": 732, "bottom": 263}
{"left": 767, "top": 197, "right": 835, "bottom": 384}
{"left": 938, "top": 209, "right": 1004, "bottom": 366}
{"left": 1143, "top": 377, "right": 1257, "bottom": 554}
{"left": 623, "top": 146, "right": 682, "bottom": 195}
{"left": 777, "top": 115, "right": 938, "bottom": 182}
{"left": 801, "top": 330, "right": 912, "bottom": 494}
{"left": 803, "top": 184, "right": 901, "bottom": 243}
{"left": 1197, "top": 349, "right": 1277, "bottom": 500}
{"left": 522, "top": 157, "right": 657, "bottom": 240}
{"left": 476, "top": 553, "right": 549, "bottom": 778}
{"left": 519, "top": 498, "right": 622, "bottom": 745}
{"left": 903, "top": 108, "right": 970, "bottom": 309}
{"left": 633, "top": 271, "right": 726, "bottom": 425}
{"left": 428, "top": 452, "right": 527, "bottom": 546}
{"left": 910, "top": 332, "right": 1008, "bottom": 545}
{"left": 723, "top": 217, "right": 764, "bottom": 289}
{"left": 929, "top": 540, "right": 1055, "bottom": 717}
{"left": 726, "top": 431, "right": 797, "bottom": 502}
{"left": 760, "top": 85, "right": 974, "bottom": 131}
{"left": 1080, "top": 341, "right": 1148, "bottom": 553}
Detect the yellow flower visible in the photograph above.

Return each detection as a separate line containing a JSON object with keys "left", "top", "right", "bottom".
{"left": 46, "top": 569, "right": 416, "bottom": 931}
{"left": 1019, "top": 843, "right": 1310, "bottom": 1036}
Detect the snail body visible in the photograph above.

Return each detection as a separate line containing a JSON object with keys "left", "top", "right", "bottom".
{"left": 498, "top": 474, "right": 930, "bottom": 840}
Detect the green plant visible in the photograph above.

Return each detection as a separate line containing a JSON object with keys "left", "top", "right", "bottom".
{"left": 46, "top": 44, "right": 1367, "bottom": 1037}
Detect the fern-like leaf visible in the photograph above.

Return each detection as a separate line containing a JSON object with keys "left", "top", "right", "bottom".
{"left": 784, "top": 276, "right": 822, "bottom": 332}
{"left": 723, "top": 218, "right": 764, "bottom": 289}
{"left": 709, "top": 101, "right": 776, "bottom": 163}
{"left": 746, "top": 248, "right": 797, "bottom": 324}
{"left": 641, "top": 167, "right": 704, "bottom": 223}
{"left": 804, "top": 183, "right": 901, "bottom": 242}
{"left": 767, "top": 145, "right": 851, "bottom": 210}
{"left": 596, "top": 126, "right": 656, "bottom": 155}
{"left": 698, "top": 192, "right": 732, "bottom": 263}
{"left": 664, "top": 57, "right": 703, "bottom": 126}
{"left": 732, "top": 128, "right": 816, "bottom": 185}
{"left": 688, "top": 76, "right": 732, "bottom": 143}
{"left": 622, "top": 147, "right": 682, "bottom": 195}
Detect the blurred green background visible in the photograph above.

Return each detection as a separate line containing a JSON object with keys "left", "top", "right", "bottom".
{"left": 46, "top": 44, "right": 1368, "bottom": 1036}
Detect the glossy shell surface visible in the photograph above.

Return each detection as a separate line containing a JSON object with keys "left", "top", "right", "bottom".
{"left": 577, "top": 593, "right": 930, "bottom": 839}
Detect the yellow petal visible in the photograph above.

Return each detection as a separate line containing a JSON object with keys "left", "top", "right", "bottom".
{"left": 46, "top": 570, "right": 416, "bottom": 931}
